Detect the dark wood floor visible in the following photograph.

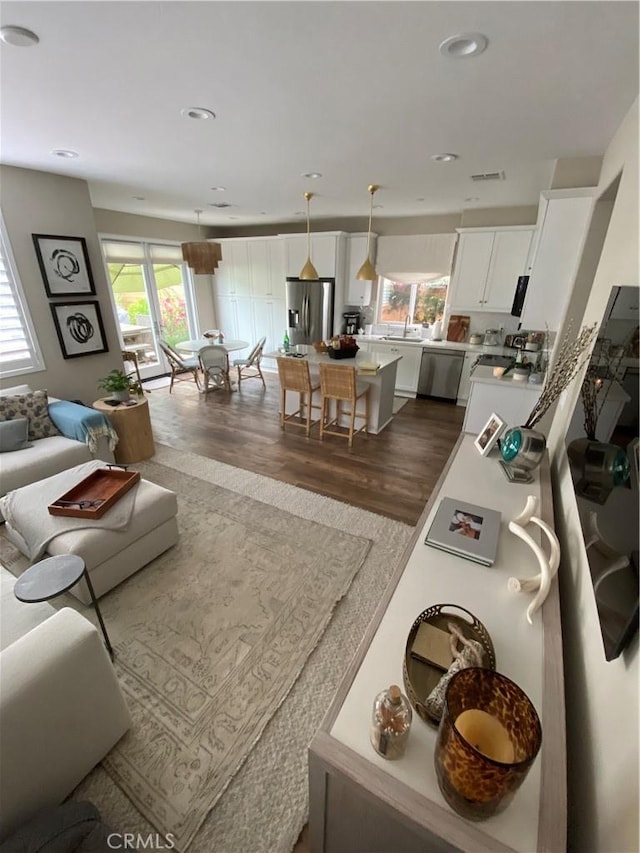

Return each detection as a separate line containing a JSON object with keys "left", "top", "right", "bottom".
{"left": 146, "top": 371, "right": 464, "bottom": 526}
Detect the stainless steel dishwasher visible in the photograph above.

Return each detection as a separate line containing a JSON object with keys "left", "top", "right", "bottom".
{"left": 417, "top": 348, "right": 465, "bottom": 401}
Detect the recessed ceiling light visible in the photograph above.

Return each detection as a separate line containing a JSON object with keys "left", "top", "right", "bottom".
{"left": 293, "top": 211, "right": 305, "bottom": 216}
{"left": 416, "top": 197, "right": 425, "bottom": 202}
{"left": 373, "top": 204, "right": 383, "bottom": 210}
{"left": 0, "top": 25, "right": 39, "bottom": 47}
{"left": 210, "top": 186, "right": 226, "bottom": 192}
{"left": 133, "top": 196, "right": 146, "bottom": 201}
{"left": 180, "top": 107, "right": 216, "bottom": 120}
{"left": 209, "top": 201, "right": 231, "bottom": 208}
{"left": 301, "top": 172, "right": 322, "bottom": 179}
{"left": 228, "top": 216, "right": 239, "bottom": 220}
{"left": 431, "top": 153, "right": 458, "bottom": 163}
{"left": 439, "top": 32, "right": 488, "bottom": 59}
{"left": 51, "top": 149, "right": 78, "bottom": 159}
{"left": 465, "top": 197, "right": 480, "bottom": 202}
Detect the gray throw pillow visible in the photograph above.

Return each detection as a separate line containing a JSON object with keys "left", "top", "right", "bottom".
{"left": 0, "top": 390, "right": 60, "bottom": 441}
{"left": 0, "top": 417, "right": 32, "bottom": 452}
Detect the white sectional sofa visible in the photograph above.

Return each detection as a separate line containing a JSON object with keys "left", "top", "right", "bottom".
{"left": 0, "top": 566, "right": 131, "bottom": 842}
{"left": 0, "top": 384, "right": 116, "bottom": 497}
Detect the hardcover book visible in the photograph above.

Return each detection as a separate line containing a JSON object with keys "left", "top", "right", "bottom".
{"left": 425, "top": 497, "right": 501, "bottom": 566}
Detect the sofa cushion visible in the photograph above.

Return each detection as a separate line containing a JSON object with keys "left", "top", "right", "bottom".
{"left": 0, "top": 435, "right": 92, "bottom": 497}
{"left": 0, "top": 418, "right": 31, "bottom": 453}
{"left": 0, "top": 567, "right": 55, "bottom": 652}
{"left": 0, "top": 390, "right": 60, "bottom": 441}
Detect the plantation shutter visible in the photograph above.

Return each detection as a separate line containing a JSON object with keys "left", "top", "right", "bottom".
{"left": 0, "top": 214, "right": 44, "bottom": 377}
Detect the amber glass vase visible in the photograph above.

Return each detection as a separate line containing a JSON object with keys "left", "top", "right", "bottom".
{"left": 434, "top": 667, "right": 542, "bottom": 821}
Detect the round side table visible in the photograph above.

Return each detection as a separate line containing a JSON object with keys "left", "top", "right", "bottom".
{"left": 14, "top": 554, "right": 114, "bottom": 659}
{"left": 93, "top": 397, "right": 155, "bottom": 464}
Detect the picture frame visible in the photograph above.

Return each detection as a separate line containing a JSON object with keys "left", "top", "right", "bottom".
{"left": 474, "top": 412, "right": 506, "bottom": 456}
{"left": 50, "top": 300, "right": 108, "bottom": 359}
{"left": 33, "top": 234, "right": 96, "bottom": 296}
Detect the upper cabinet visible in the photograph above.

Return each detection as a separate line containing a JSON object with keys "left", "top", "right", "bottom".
{"left": 520, "top": 190, "right": 596, "bottom": 331}
{"left": 281, "top": 232, "right": 345, "bottom": 280}
{"left": 215, "top": 237, "right": 285, "bottom": 300}
{"left": 449, "top": 226, "right": 535, "bottom": 313}
{"left": 345, "top": 233, "right": 377, "bottom": 306}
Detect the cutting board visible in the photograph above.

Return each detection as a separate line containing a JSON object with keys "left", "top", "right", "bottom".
{"left": 446, "top": 315, "right": 470, "bottom": 342}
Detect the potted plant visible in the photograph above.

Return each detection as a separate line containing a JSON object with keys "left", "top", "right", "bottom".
{"left": 97, "top": 369, "right": 142, "bottom": 402}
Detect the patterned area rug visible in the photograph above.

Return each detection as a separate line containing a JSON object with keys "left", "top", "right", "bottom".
{"left": 1, "top": 447, "right": 413, "bottom": 853}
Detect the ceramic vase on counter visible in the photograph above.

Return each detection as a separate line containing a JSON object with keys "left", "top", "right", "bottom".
{"left": 499, "top": 427, "right": 546, "bottom": 483}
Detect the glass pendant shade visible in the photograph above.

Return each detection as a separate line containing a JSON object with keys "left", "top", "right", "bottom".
{"left": 299, "top": 191, "right": 319, "bottom": 280}
{"left": 357, "top": 184, "right": 379, "bottom": 281}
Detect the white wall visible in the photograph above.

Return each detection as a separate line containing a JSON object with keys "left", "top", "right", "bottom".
{"left": 0, "top": 166, "right": 121, "bottom": 403}
{"left": 547, "top": 99, "right": 638, "bottom": 852}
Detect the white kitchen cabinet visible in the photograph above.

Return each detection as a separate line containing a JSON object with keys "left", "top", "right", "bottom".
{"left": 345, "top": 233, "right": 377, "bottom": 306}
{"left": 214, "top": 240, "right": 251, "bottom": 296}
{"left": 247, "top": 238, "right": 286, "bottom": 299}
{"left": 282, "top": 232, "right": 344, "bottom": 279}
{"left": 455, "top": 351, "right": 479, "bottom": 405}
{"left": 462, "top": 372, "right": 542, "bottom": 434}
{"left": 214, "top": 295, "right": 253, "bottom": 349}
{"left": 251, "top": 298, "right": 286, "bottom": 363}
{"left": 450, "top": 227, "right": 535, "bottom": 312}
{"left": 520, "top": 190, "right": 596, "bottom": 331}
{"left": 369, "top": 341, "right": 421, "bottom": 394}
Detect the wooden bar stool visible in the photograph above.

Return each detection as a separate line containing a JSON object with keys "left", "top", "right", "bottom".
{"left": 319, "top": 362, "right": 370, "bottom": 447}
{"left": 276, "top": 357, "right": 321, "bottom": 437}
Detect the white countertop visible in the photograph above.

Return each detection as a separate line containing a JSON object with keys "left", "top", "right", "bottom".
{"left": 469, "top": 364, "right": 545, "bottom": 392}
{"left": 360, "top": 335, "right": 513, "bottom": 356}
{"left": 265, "top": 349, "right": 402, "bottom": 369}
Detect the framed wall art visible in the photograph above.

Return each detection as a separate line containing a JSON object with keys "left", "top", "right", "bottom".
{"left": 474, "top": 412, "right": 506, "bottom": 456}
{"left": 33, "top": 234, "right": 96, "bottom": 296}
{"left": 50, "top": 300, "right": 108, "bottom": 359}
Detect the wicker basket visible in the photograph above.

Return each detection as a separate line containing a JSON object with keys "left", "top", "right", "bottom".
{"left": 327, "top": 345, "right": 359, "bottom": 359}
{"left": 402, "top": 603, "right": 495, "bottom": 727}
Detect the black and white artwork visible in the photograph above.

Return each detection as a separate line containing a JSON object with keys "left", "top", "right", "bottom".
{"left": 33, "top": 234, "right": 96, "bottom": 296}
{"left": 50, "top": 300, "right": 108, "bottom": 358}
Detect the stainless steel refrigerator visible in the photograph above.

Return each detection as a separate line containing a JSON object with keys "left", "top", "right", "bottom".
{"left": 285, "top": 277, "right": 335, "bottom": 345}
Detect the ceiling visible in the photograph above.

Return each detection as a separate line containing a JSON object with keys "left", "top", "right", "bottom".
{"left": 0, "top": 1, "right": 637, "bottom": 229}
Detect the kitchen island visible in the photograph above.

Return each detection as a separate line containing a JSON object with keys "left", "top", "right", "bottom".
{"left": 266, "top": 349, "right": 401, "bottom": 435}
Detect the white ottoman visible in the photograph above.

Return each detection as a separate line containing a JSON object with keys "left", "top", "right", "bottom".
{"left": 2, "top": 466, "right": 179, "bottom": 605}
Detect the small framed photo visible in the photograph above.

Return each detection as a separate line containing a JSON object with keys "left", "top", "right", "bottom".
{"left": 474, "top": 412, "right": 506, "bottom": 456}
{"left": 50, "top": 300, "right": 108, "bottom": 359}
{"left": 33, "top": 234, "right": 96, "bottom": 296}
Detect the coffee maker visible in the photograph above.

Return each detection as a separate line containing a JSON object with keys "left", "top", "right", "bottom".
{"left": 342, "top": 311, "right": 360, "bottom": 335}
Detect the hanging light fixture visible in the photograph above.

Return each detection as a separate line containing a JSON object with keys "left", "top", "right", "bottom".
{"left": 181, "top": 209, "right": 222, "bottom": 275}
{"left": 356, "top": 184, "right": 379, "bottom": 281}
{"left": 299, "top": 191, "right": 319, "bottom": 280}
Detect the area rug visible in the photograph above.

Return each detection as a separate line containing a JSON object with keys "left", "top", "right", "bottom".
{"left": 2, "top": 447, "right": 413, "bottom": 853}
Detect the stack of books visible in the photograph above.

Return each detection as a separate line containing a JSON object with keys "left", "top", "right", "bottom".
{"left": 357, "top": 362, "right": 379, "bottom": 376}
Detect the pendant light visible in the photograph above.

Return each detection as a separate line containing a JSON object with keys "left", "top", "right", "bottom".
{"left": 299, "top": 191, "right": 319, "bottom": 280}
{"left": 181, "top": 209, "right": 222, "bottom": 275}
{"left": 356, "top": 184, "right": 379, "bottom": 281}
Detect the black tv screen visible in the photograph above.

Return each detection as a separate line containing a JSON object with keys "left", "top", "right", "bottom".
{"left": 564, "top": 285, "right": 639, "bottom": 661}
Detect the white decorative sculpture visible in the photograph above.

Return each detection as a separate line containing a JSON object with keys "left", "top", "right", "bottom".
{"left": 507, "top": 495, "right": 561, "bottom": 625}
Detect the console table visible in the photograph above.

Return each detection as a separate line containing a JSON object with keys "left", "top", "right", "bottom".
{"left": 308, "top": 434, "right": 565, "bottom": 852}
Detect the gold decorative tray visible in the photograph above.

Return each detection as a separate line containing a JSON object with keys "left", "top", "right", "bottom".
{"left": 48, "top": 468, "right": 140, "bottom": 518}
{"left": 402, "top": 603, "right": 496, "bottom": 727}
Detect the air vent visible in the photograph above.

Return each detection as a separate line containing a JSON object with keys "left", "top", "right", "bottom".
{"left": 470, "top": 171, "right": 505, "bottom": 182}
{"left": 209, "top": 201, "right": 232, "bottom": 208}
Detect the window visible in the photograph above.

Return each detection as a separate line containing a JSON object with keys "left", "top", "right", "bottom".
{"left": 0, "top": 213, "right": 44, "bottom": 377}
{"left": 377, "top": 276, "right": 449, "bottom": 325}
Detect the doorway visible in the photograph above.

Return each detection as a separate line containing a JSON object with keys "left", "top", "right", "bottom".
{"left": 101, "top": 240, "right": 197, "bottom": 379}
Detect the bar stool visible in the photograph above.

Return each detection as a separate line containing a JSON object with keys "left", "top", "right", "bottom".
{"left": 276, "top": 357, "right": 321, "bottom": 437}
{"left": 319, "top": 362, "right": 370, "bottom": 447}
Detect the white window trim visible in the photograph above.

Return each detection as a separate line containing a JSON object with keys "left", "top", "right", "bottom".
{"left": 0, "top": 212, "right": 45, "bottom": 378}
{"left": 376, "top": 276, "right": 450, "bottom": 327}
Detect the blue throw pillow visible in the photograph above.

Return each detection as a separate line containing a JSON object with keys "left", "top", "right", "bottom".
{"left": 0, "top": 417, "right": 32, "bottom": 452}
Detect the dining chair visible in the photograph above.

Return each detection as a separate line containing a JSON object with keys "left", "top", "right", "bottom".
{"left": 319, "top": 362, "right": 370, "bottom": 447}
{"left": 199, "top": 345, "right": 231, "bottom": 393}
{"left": 158, "top": 339, "right": 201, "bottom": 393}
{"left": 276, "top": 357, "right": 321, "bottom": 437}
{"left": 121, "top": 349, "right": 143, "bottom": 388}
{"left": 233, "top": 336, "right": 266, "bottom": 390}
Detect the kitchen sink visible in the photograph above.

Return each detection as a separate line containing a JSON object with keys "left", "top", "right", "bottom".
{"left": 381, "top": 335, "right": 424, "bottom": 343}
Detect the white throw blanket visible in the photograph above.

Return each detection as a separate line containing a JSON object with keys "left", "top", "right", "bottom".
{"left": 0, "top": 460, "right": 138, "bottom": 561}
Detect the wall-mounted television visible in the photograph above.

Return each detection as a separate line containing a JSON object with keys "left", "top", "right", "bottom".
{"left": 564, "top": 285, "right": 639, "bottom": 661}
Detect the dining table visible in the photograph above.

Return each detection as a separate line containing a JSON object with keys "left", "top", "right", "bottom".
{"left": 176, "top": 339, "right": 248, "bottom": 354}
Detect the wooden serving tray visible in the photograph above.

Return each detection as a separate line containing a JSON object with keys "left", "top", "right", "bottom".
{"left": 48, "top": 468, "right": 140, "bottom": 518}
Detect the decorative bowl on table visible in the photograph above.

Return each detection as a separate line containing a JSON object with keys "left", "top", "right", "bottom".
{"left": 328, "top": 345, "right": 359, "bottom": 359}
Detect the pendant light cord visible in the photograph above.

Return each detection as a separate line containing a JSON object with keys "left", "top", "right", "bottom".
{"left": 305, "top": 192, "right": 313, "bottom": 258}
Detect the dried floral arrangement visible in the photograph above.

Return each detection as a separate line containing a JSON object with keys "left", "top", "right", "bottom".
{"left": 523, "top": 321, "right": 599, "bottom": 429}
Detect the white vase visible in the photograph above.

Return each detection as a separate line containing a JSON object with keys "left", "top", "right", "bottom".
{"left": 113, "top": 389, "right": 130, "bottom": 403}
